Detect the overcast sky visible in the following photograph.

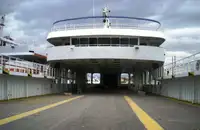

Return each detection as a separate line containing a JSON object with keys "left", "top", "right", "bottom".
{"left": 1, "top": 0, "right": 200, "bottom": 63}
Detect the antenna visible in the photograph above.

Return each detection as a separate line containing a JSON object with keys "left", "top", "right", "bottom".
{"left": 0, "top": 15, "right": 5, "bottom": 37}
{"left": 92, "top": 0, "right": 95, "bottom": 17}
{"left": 102, "top": 7, "right": 111, "bottom": 28}
{"left": 92, "top": 0, "right": 95, "bottom": 26}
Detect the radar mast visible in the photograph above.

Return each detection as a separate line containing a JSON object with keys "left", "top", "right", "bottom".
{"left": 102, "top": 7, "right": 111, "bottom": 28}
{"left": 0, "top": 15, "right": 5, "bottom": 37}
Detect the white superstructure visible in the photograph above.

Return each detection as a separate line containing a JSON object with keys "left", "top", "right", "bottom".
{"left": 46, "top": 7, "right": 166, "bottom": 92}
{"left": 47, "top": 8, "right": 165, "bottom": 72}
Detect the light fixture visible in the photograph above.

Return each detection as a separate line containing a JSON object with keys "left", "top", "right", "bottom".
{"left": 135, "top": 46, "right": 139, "bottom": 50}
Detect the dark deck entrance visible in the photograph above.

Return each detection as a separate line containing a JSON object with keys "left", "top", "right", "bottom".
{"left": 102, "top": 73, "right": 118, "bottom": 89}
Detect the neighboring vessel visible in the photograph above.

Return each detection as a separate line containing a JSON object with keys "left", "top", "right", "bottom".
{"left": 0, "top": 15, "right": 53, "bottom": 78}
{"left": 0, "top": 35, "right": 47, "bottom": 63}
{"left": 0, "top": 15, "right": 46, "bottom": 63}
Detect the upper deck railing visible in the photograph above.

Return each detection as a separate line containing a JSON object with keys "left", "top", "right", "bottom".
{"left": 154, "top": 52, "right": 200, "bottom": 79}
{"left": 164, "top": 52, "right": 200, "bottom": 77}
{"left": 50, "top": 16, "right": 161, "bottom": 32}
{"left": 0, "top": 55, "right": 55, "bottom": 78}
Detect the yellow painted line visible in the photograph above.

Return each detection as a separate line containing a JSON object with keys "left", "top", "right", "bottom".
{"left": 0, "top": 96, "right": 83, "bottom": 126}
{"left": 124, "top": 96, "right": 164, "bottom": 130}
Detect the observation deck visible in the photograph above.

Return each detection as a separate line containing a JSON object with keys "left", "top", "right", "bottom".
{"left": 47, "top": 16, "right": 165, "bottom": 46}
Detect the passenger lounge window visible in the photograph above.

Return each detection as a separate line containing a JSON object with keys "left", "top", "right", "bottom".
{"left": 89, "top": 38, "right": 97, "bottom": 46}
{"left": 140, "top": 43, "right": 147, "bottom": 46}
{"left": 120, "top": 38, "right": 129, "bottom": 46}
{"left": 111, "top": 38, "right": 119, "bottom": 46}
{"left": 80, "top": 38, "right": 89, "bottom": 45}
{"left": 72, "top": 38, "right": 79, "bottom": 46}
{"left": 130, "top": 38, "right": 138, "bottom": 46}
{"left": 98, "top": 38, "right": 110, "bottom": 46}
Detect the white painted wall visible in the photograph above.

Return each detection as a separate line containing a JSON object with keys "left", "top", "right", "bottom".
{"left": 0, "top": 76, "right": 6, "bottom": 100}
{"left": 47, "top": 45, "right": 165, "bottom": 62}
{"left": 0, "top": 75, "right": 62, "bottom": 100}
{"left": 7, "top": 77, "right": 26, "bottom": 99}
{"left": 47, "top": 28, "right": 165, "bottom": 40}
{"left": 160, "top": 76, "right": 200, "bottom": 103}
{"left": 27, "top": 79, "right": 42, "bottom": 97}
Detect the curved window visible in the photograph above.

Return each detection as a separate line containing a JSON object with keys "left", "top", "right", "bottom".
{"left": 130, "top": 38, "right": 138, "bottom": 46}
{"left": 80, "top": 38, "right": 88, "bottom": 45}
{"left": 140, "top": 42, "right": 147, "bottom": 45}
{"left": 89, "top": 38, "right": 97, "bottom": 46}
{"left": 72, "top": 38, "right": 79, "bottom": 45}
{"left": 120, "top": 38, "right": 129, "bottom": 46}
{"left": 72, "top": 37, "right": 140, "bottom": 47}
{"left": 111, "top": 38, "right": 119, "bottom": 46}
{"left": 98, "top": 38, "right": 110, "bottom": 46}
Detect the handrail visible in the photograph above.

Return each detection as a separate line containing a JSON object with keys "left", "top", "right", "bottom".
{"left": 164, "top": 52, "right": 200, "bottom": 66}
{"left": 153, "top": 51, "right": 200, "bottom": 79}
{"left": 53, "top": 16, "right": 161, "bottom": 27}
{"left": 0, "top": 55, "right": 55, "bottom": 78}
{"left": 164, "top": 51, "right": 200, "bottom": 66}
{"left": 51, "top": 16, "right": 161, "bottom": 31}
{"left": 51, "top": 22, "right": 160, "bottom": 32}
{"left": 75, "top": 44, "right": 135, "bottom": 47}
{"left": 73, "top": 44, "right": 164, "bottom": 48}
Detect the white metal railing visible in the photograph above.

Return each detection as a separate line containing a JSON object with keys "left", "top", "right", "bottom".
{"left": 51, "top": 23, "right": 160, "bottom": 32}
{"left": 155, "top": 52, "right": 200, "bottom": 79}
{"left": 0, "top": 55, "right": 56, "bottom": 78}
{"left": 75, "top": 44, "right": 135, "bottom": 47}
{"left": 74, "top": 44, "right": 164, "bottom": 49}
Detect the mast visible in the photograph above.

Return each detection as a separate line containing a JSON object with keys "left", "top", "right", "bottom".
{"left": 92, "top": 0, "right": 95, "bottom": 26}
{"left": 102, "top": 7, "right": 111, "bottom": 28}
{"left": 0, "top": 15, "right": 5, "bottom": 37}
{"left": 92, "top": 0, "right": 95, "bottom": 17}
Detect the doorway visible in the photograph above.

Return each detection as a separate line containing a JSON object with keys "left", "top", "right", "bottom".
{"left": 102, "top": 73, "right": 118, "bottom": 89}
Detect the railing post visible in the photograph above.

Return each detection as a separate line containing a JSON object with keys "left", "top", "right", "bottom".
{"left": 53, "top": 68, "right": 55, "bottom": 78}
{"left": 138, "top": 37, "right": 140, "bottom": 45}
{"left": 97, "top": 37, "right": 99, "bottom": 46}
{"left": 0, "top": 55, "right": 2, "bottom": 74}
{"left": 64, "top": 24, "right": 67, "bottom": 31}
{"left": 1, "top": 55, "right": 3, "bottom": 66}
{"left": 8, "top": 56, "right": 10, "bottom": 72}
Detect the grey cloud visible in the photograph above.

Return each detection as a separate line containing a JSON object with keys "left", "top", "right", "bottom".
{"left": 158, "top": 0, "right": 200, "bottom": 28}
{"left": 0, "top": 0, "right": 27, "bottom": 15}
{"left": 14, "top": 0, "right": 198, "bottom": 30}
{"left": 2, "top": 0, "right": 200, "bottom": 56}
{"left": 163, "top": 42, "right": 200, "bottom": 54}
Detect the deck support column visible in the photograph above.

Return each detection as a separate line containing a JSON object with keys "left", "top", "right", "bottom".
{"left": 76, "top": 70, "right": 86, "bottom": 94}
{"left": 138, "top": 37, "right": 140, "bottom": 45}
{"left": 143, "top": 71, "right": 147, "bottom": 85}
{"left": 91, "top": 73, "right": 93, "bottom": 85}
{"left": 149, "top": 70, "right": 152, "bottom": 85}
{"left": 134, "top": 70, "right": 143, "bottom": 92}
